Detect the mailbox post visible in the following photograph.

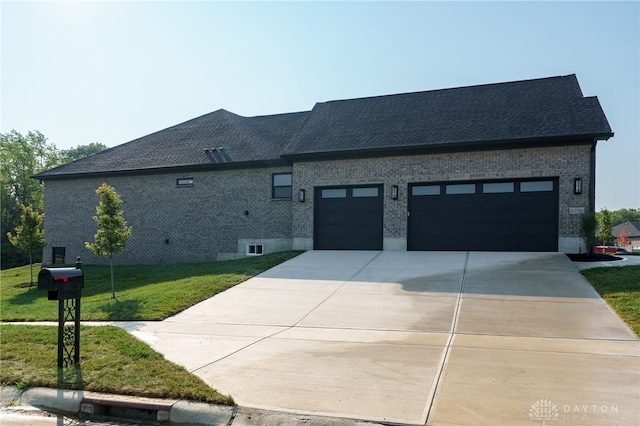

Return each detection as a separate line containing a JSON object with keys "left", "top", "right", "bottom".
{"left": 38, "top": 257, "right": 84, "bottom": 368}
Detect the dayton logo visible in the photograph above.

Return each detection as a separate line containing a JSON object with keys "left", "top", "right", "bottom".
{"left": 530, "top": 398, "right": 559, "bottom": 425}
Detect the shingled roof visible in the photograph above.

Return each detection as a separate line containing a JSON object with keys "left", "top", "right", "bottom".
{"left": 35, "top": 74, "right": 613, "bottom": 180}
{"left": 283, "top": 74, "right": 613, "bottom": 158}
{"left": 613, "top": 221, "right": 640, "bottom": 239}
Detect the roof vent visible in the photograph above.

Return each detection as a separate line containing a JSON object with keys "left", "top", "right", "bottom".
{"left": 204, "top": 147, "right": 231, "bottom": 163}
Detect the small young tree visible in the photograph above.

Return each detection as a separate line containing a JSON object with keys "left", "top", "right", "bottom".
{"left": 617, "top": 228, "right": 631, "bottom": 248}
{"left": 6, "top": 203, "right": 45, "bottom": 286}
{"left": 580, "top": 212, "right": 597, "bottom": 256}
{"left": 596, "top": 208, "right": 614, "bottom": 249}
{"left": 85, "top": 183, "right": 132, "bottom": 299}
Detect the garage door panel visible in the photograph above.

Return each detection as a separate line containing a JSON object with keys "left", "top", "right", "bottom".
{"left": 408, "top": 179, "right": 558, "bottom": 252}
{"left": 314, "top": 185, "right": 383, "bottom": 250}
{"left": 484, "top": 223, "right": 518, "bottom": 236}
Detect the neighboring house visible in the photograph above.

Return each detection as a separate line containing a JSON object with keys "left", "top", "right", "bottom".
{"left": 612, "top": 221, "right": 640, "bottom": 250}
{"left": 34, "top": 74, "right": 613, "bottom": 265}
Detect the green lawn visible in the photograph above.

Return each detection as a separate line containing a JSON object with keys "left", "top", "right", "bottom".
{"left": 581, "top": 264, "right": 640, "bottom": 336}
{"left": 1, "top": 251, "right": 302, "bottom": 321}
{"left": 0, "top": 324, "right": 233, "bottom": 404}
{"left": 0, "top": 251, "right": 301, "bottom": 402}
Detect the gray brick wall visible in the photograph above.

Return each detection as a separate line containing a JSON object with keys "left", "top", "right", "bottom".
{"left": 43, "top": 166, "right": 293, "bottom": 265}
{"left": 292, "top": 144, "right": 593, "bottom": 252}
{"left": 42, "top": 143, "right": 594, "bottom": 265}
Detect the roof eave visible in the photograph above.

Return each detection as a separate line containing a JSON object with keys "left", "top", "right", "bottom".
{"left": 281, "top": 134, "right": 612, "bottom": 162}
{"left": 32, "top": 158, "right": 292, "bottom": 181}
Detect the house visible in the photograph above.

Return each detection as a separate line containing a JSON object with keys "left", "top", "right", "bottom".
{"left": 612, "top": 221, "right": 640, "bottom": 250}
{"left": 34, "top": 74, "right": 613, "bottom": 265}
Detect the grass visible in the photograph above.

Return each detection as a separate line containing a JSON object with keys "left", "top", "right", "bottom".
{"left": 0, "top": 251, "right": 301, "bottom": 402}
{"left": 1, "top": 251, "right": 302, "bottom": 321}
{"left": 581, "top": 265, "right": 640, "bottom": 336}
{"left": 0, "top": 324, "right": 233, "bottom": 404}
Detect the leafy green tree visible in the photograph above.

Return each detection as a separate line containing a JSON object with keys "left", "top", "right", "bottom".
{"left": 1, "top": 130, "right": 108, "bottom": 269}
{"left": 596, "top": 208, "right": 614, "bottom": 246}
{"left": 85, "top": 183, "right": 132, "bottom": 299}
{"left": 61, "top": 142, "right": 107, "bottom": 162}
{"left": 7, "top": 204, "right": 46, "bottom": 285}
{"left": 1, "top": 130, "right": 61, "bottom": 268}
{"left": 0, "top": 130, "right": 61, "bottom": 206}
{"left": 609, "top": 208, "right": 640, "bottom": 225}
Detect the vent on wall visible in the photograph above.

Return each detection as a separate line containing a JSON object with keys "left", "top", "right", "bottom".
{"left": 246, "top": 244, "right": 264, "bottom": 256}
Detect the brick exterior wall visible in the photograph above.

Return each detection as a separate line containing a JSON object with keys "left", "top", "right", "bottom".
{"left": 291, "top": 144, "right": 594, "bottom": 252}
{"left": 42, "top": 166, "right": 293, "bottom": 265}
{"left": 42, "top": 143, "right": 594, "bottom": 265}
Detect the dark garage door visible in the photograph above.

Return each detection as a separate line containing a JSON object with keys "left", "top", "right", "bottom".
{"left": 314, "top": 185, "right": 383, "bottom": 250}
{"left": 408, "top": 179, "right": 558, "bottom": 251}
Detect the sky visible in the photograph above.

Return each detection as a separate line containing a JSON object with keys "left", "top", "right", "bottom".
{"left": 1, "top": 1, "right": 638, "bottom": 211}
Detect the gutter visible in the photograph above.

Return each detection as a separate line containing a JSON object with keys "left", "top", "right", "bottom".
{"left": 32, "top": 158, "right": 293, "bottom": 182}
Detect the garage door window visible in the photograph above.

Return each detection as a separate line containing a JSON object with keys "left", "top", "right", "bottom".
{"left": 521, "top": 181, "right": 554, "bottom": 192}
{"left": 483, "top": 182, "right": 515, "bottom": 193}
{"left": 322, "top": 188, "right": 347, "bottom": 198}
{"left": 352, "top": 187, "right": 379, "bottom": 197}
{"left": 412, "top": 185, "right": 440, "bottom": 196}
{"left": 446, "top": 183, "right": 476, "bottom": 194}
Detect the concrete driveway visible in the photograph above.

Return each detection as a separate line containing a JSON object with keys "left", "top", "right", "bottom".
{"left": 122, "top": 251, "right": 639, "bottom": 425}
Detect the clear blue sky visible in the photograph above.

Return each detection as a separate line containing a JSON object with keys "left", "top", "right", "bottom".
{"left": 2, "top": 1, "right": 638, "bottom": 210}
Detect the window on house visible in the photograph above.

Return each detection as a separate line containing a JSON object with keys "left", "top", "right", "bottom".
{"left": 321, "top": 188, "right": 347, "bottom": 198}
{"left": 483, "top": 182, "right": 515, "bottom": 193}
{"left": 412, "top": 185, "right": 441, "bottom": 196}
{"left": 272, "top": 173, "right": 292, "bottom": 199}
{"left": 52, "top": 247, "right": 66, "bottom": 264}
{"left": 177, "top": 178, "right": 194, "bottom": 187}
{"left": 446, "top": 183, "right": 476, "bottom": 195}
{"left": 520, "top": 180, "right": 554, "bottom": 192}
{"left": 247, "top": 244, "right": 264, "bottom": 255}
{"left": 352, "top": 187, "right": 379, "bottom": 197}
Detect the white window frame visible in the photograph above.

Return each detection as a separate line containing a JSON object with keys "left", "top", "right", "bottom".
{"left": 246, "top": 244, "right": 264, "bottom": 256}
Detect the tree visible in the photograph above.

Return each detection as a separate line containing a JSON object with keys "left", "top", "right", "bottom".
{"left": 6, "top": 204, "right": 45, "bottom": 285}
{"left": 580, "top": 212, "right": 597, "bottom": 255}
{"left": 61, "top": 142, "right": 107, "bottom": 162}
{"left": 1, "top": 130, "right": 109, "bottom": 269}
{"left": 597, "top": 208, "right": 640, "bottom": 227}
{"left": 596, "top": 208, "right": 614, "bottom": 248}
{"left": 85, "top": 183, "right": 132, "bottom": 299}
{"left": 610, "top": 208, "right": 640, "bottom": 225}
{"left": 1, "top": 130, "right": 62, "bottom": 269}
{"left": 617, "top": 228, "right": 631, "bottom": 248}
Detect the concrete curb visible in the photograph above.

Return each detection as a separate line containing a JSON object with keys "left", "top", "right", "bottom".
{"left": 1, "top": 386, "right": 234, "bottom": 425}
{"left": 1, "top": 386, "right": 387, "bottom": 425}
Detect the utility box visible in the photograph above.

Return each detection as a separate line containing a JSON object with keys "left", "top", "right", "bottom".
{"left": 38, "top": 267, "right": 84, "bottom": 301}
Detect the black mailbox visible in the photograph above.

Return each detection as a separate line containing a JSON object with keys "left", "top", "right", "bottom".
{"left": 38, "top": 267, "right": 84, "bottom": 301}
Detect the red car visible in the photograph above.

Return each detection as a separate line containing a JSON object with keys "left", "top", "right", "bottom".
{"left": 594, "top": 246, "right": 618, "bottom": 254}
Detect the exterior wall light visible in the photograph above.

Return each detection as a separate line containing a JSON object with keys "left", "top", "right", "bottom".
{"left": 573, "top": 178, "right": 582, "bottom": 195}
{"left": 298, "top": 189, "right": 306, "bottom": 203}
{"left": 392, "top": 185, "right": 399, "bottom": 200}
